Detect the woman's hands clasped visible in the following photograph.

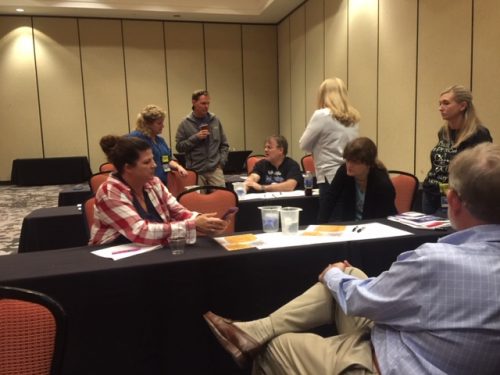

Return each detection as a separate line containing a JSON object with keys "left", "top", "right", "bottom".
{"left": 195, "top": 212, "right": 229, "bottom": 235}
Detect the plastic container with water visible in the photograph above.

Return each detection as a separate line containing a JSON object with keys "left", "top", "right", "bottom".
{"left": 258, "top": 206, "right": 281, "bottom": 232}
{"left": 232, "top": 182, "right": 246, "bottom": 199}
{"left": 280, "top": 207, "right": 302, "bottom": 234}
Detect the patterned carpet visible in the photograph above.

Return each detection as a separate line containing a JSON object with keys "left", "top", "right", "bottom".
{"left": 0, "top": 184, "right": 79, "bottom": 255}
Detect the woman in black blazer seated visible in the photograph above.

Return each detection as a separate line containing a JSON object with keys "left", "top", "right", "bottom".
{"left": 318, "top": 137, "right": 397, "bottom": 223}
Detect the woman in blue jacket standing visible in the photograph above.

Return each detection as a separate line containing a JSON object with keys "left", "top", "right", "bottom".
{"left": 129, "top": 104, "right": 187, "bottom": 184}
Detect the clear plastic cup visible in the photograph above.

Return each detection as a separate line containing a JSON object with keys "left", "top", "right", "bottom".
{"left": 280, "top": 207, "right": 302, "bottom": 234}
{"left": 232, "top": 182, "right": 246, "bottom": 199}
{"left": 258, "top": 206, "right": 281, "bottom": 232}
{"left": 169, "top": 237, "right": 186, "bottom": 255}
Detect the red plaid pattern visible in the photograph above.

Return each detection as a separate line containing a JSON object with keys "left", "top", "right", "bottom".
{"left": 89, "top": 175, "right": 197, "bottom": 246}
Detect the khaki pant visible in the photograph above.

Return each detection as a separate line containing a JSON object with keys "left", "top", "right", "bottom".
{"left": 198, "top": 166, "right": 226, "bottom": 188}
{"left": 253, "top": 268, "right": 378, "bottom": 375}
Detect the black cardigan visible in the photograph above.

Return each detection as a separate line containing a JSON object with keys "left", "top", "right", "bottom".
{"left": 318, "top": 164, "right": 397, "bottom": 223}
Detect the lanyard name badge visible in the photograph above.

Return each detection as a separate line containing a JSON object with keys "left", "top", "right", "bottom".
{"left": 162, "top": 155, "right": 171, "bottom": 172}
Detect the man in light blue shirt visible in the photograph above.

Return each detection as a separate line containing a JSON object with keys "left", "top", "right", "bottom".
{"left": 204, "top": 142, "right": 500, "bottom": 374}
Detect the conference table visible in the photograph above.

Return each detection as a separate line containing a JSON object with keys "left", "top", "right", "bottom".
{"left": 19, "top": 193, "right": 320, "bottom": 252}
{"left": 58, "top": 185, "right": 93, "bottom": 206}
{"left": 18, "top": 206, "right": 88, "bottom": 252}
{"left": 2, "top": 220, "right": 450, "bottom": 375}
{"left": 11, "top": 156, "right": 92, "bottom": 186}
{"left": 234, "top": 192, "right": 319, "bottom": 232}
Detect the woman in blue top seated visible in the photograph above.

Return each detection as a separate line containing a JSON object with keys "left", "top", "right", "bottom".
{"left": 318, "top": 137, "right": 397, "bottom": 223}
{"left": 129, "top": 104, "right": 187, "bottom": 184}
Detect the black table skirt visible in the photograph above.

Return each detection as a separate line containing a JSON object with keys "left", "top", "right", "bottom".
{"left": 236, "top": 194, "right": 319, "bottom": 232}
{"left": 1, "top": 220, "right": 450, "bottom": 375}
{"left": 18, "top": 206, "right": 87, "bottom": 252}
{"left": 58, "top": 185, "right": 93, "bottom": 206}
{"left": 11, "top": 156, "right": 92, "bottom": 186}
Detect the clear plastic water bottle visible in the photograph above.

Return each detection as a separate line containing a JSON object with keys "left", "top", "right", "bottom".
{"left": 304, "top": 171, "right": 313, "bottom": 196}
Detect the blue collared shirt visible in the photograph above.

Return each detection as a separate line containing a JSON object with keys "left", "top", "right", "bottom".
{"left": 324, "top": 224, "right": 500, "bottom": 375}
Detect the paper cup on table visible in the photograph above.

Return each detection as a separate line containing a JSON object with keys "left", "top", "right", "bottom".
{"left": 280, "top": 207, "right": 302, "bottom": 234}
{"left": 258, "top": 206, "right": 281, "bottom": 233}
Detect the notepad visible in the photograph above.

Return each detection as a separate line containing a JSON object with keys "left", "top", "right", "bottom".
{"left": 91, "top": 243, "right": 162, "bottom": 260}
{"left": 214, "top": 233, "right": 261, "bottom": 251}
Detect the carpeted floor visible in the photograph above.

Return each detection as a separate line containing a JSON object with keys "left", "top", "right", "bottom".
{"left": 0, "top": 184, "right": 80, "bottom": 255}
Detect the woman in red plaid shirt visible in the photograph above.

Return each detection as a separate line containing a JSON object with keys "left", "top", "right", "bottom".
{"left": 90, "top": 135, "right": 229, "bottom": 246}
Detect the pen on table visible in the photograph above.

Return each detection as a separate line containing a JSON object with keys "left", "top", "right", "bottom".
{"left": 356, "top": 226, "right": 365, "bottom": 233}
{"left": 112, "top": 247, "right": 141, "bottom": 255}
{"left": 352, "top": 226, "right": 359, "bottom": 232}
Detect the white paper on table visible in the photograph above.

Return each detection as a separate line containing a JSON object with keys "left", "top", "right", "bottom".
{"left": 91, "top": 243, "right": 162, "bottom": 261}
{"left": 239, "top": 190, "right": 318, "bottom": 201}
{"left": 255, "top": 222, "right": 412, "bottom": 250}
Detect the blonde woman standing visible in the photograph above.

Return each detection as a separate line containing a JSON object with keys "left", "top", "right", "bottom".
{"left": 422, "top": 85, "right": 492, "bottom": 214}
{"left": 130, "top": 104, "right": 187, "bottom": 185}
{"left": 299, "top": 78, "right": 360, "bottom": 213}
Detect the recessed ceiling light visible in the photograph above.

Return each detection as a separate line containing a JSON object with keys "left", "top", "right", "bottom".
{"left": 16, "top": 8, "right": 25, "bottom": 12}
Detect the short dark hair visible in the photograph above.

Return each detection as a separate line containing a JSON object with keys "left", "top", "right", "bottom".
{"left": 192, "top": 89, "right": 209, "bottom": 101}
{"left": 343, "top": 137, "right": 378, "bottom": 167}
{"left": 99, "top": 135, "right": 151, "bottom": 174}
{"left": 266, "top": 135, "right": 288, "bottom": 155}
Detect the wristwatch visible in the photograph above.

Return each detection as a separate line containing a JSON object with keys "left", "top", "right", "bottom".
{"left": 261, "top": 185, "right": 266, "bottom": 192}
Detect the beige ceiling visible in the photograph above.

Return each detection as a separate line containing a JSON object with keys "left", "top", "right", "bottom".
{"left": 0, "top": 0, "right": 306, "bottom": 23}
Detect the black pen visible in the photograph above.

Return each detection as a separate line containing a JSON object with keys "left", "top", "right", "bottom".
{"left": 356, "top": 226, "right": 365, "bottom": 233}
{"left": 352, "top": 226, "right": 358, "bottom": 232}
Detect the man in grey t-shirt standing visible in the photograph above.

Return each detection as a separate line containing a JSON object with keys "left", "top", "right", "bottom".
{"left": 175, "top": 90, "right": 229, "bottom": 187}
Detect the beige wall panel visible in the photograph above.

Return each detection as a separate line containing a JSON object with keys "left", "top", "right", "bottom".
{"left": 123, "top": 21, "right": 169, "bottom": 140}
{"left": 289, "top": 6, "right": 306, "bottom": 161}
{"left": 278, "top": 19, "right": 292, "bottom": 146}
{"left": 79, "top": 19, "right": 129, "bottom": 172}
{"left": 472, "top": 0, "right": 500, "bottom": 143}
{"left": 33, "top": 17, "right": 87, "bottom": 158}
{"left": 305, "top": 0, "right": 325, "bottom": 121}
{"left": 205, "top": 24, "right": 244, "bottom": 150}
{"left": 0, "top": 17, "right": 41, "bottom": 181}
{"left": 164, "top": 22, "right": 205, "bottom": 151}
{"left": 416, "top": 0, "right": 471, "bottom": 180}
{"left": 378, "top": 0, "right": 417, "bottom": 173}
{"left": 348, "top": 0, "right": 378, "bottom": 142}
{"left": 242, "top": 25, "right": 278, "bottom": 155}
{"left": 325, "top": 0, "right": 348, "bottom": 82}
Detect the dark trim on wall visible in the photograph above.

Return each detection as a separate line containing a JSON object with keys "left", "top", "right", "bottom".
{"left": 322, "top": 0, "right": 326, "bottom": 81}
{"left": 240, "top": 24, "right": 247, "bottom": 149}
{"left": 120, "top": 21, "right": 131, "bottom": 132}
{"left": 202, "top": 23, "right": 208, "bottom": 90}
{"left": 346, "top": 0, "right": 350, "bottom": 88}
{"left": 413, "top": 0, "right": 420, "bottom": 176}
{"left": 3, "top": 14, "right": 286, "bottom": 27}
{"left": 31, "top": 16, "right": 45, "bottom": 157}
{"left": 163, "top": 22, "right": 173, "bottom": 146}
{"left": 375, "top": 0, "right": 380, "bottom": 145}
{"left": 277, "top": 1, "right": 309, "bottom": 25}
{"left": 276, "top": 25, "right": 281, "bottom": 135}
{"left": 470, "top": 0, "right": 475, "bottom": 91}
{"left": 77, "top": 18, "right": 91, "bottom": 160}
